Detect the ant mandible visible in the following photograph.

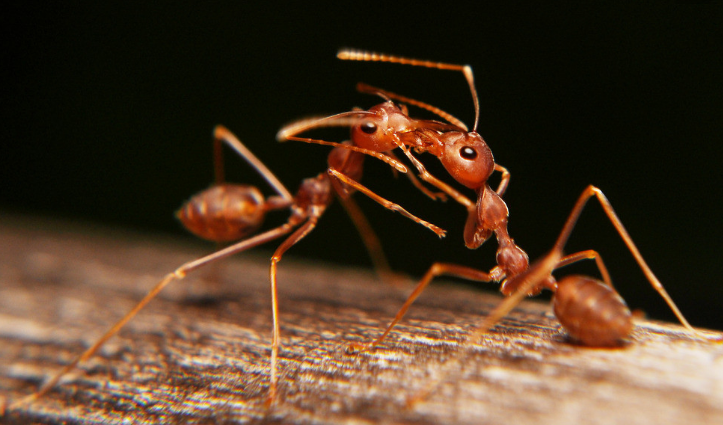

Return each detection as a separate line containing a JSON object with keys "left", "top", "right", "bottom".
{"left": 6, "top": 124, "right": 445, "bottom": 410}
{"left": 282, "top": 49, "right": 706, "bottom": 352}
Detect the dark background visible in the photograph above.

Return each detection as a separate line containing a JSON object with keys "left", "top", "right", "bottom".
{"left": 2, "top": 3, "right": 722, "bottom": 330}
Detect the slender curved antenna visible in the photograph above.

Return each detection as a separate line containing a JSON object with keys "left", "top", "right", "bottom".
{"left": 356, "top": 83, "right": 468, "bottom": 131}
{"left": 276, "top": 110, "right": 376, "bottom": 141}
{"left": 338, "top": 49, "right": 480, "bottom": 131}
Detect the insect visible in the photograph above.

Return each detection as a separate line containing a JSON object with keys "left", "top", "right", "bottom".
{"left": 6, "top": 124, "right": 445, "bottom": 410}
{"left": 282, "top": 49, "right": 706, "bottom": 353}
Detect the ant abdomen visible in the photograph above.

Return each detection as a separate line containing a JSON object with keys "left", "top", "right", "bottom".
{"left": 177, "top": 184, "right": 267, "bottom": 242}
{"left": 553, "top": 276, "right": 634, "bottom": 347}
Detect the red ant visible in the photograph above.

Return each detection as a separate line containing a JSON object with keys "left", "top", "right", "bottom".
{"left": 6, "top": 124, "right": 445, "bottom": 410}
{"left": 282, "top": 49, "right": 707, "bottom": 353}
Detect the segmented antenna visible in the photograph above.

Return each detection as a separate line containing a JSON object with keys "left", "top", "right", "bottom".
{"left": 338, "top": 49, "right": 480, "bottom": 131}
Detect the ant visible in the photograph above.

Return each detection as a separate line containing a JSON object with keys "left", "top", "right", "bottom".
{"left": 282, "top": 49, "right": 708, "bottom": 355}
{"left": 6, "top": 124, "right": 445, "bottom": 410}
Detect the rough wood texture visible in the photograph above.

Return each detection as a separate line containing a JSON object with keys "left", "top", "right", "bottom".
{"left": 0, "top": 216, "right": 722, "bottom": 425}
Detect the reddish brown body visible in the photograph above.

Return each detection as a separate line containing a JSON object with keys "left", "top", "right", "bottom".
{"left": 554, "top": 276, "right": 634, "bottom": 346}
{"left": 177, "top": 184, "right": 266, "bottom": 242}
{"left": 9, "top": 50, "right": 703, "bottom": 413}
{"left": 169, "top": 129, "right": 446, "bottom": 404}
{"left": 286, "top": 49, "right": 698, "bottom": 354}
{"left": 9, "top": 123, "right": 451, "bottom": 410}
{"left": 177, "top": 139, "right": 366, "bottom": 244}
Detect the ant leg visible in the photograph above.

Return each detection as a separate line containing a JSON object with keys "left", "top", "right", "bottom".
{"left": 279, "top": 119, "right": 442, "bottom": 201}
{"left": 327, "top": 168, "right": 446, "bottom": 238}
{"left": 337, "top": 195, "right": 406, "bottom": 286}
{"left": 494, "top": 164, "right": 510, "bottom": 197}
{"left": 283, "top": 136, "right": 409, "bottom": 173}
{"left": 397, "top": 144, "right": 475, "bottom": 209}
{"left": 285, "top": 132, "right": 449, "bottom": 203}
{"left": 265, "top": 216, "right": 321, "bottom": 405}
{"left": 484, "top": 185, "right": 703, "bottom": 339}
{"left": 214, "top": 126, "right": 225, "bottom": 185}
{"left": 553, "top": 185, "right": 699, "bottom": 333}
{"left": 347, "top": 263, "right": 496, "bottom": 354}
{"left": 403, "top": 253, "right": 566, "bottom": 408}
{"left": 387, "top": 150, "right": 448, "bottom": 202}
{"left": 207, "top": 126, "right": 295, "bottom": 282}
{"left": 557, "top": 249, "right": 613, "bottom": 288}
{"left": 7, "top": 224, "right": 296, "bottom": 411}
{"left": 215, "top": 125, "right": 293, "bottom": 202}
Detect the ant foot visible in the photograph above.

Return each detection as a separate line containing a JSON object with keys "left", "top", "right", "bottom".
{"left": 428, "top": 225, "right": 447, "bottom": 238}
{"left": 430, "top": 191, "right": 448, "bottom": 202}
{"left": 344, "top": 342, "right": 372, "bottom": 355}
{"left": 263, "top": 384, "right": 277, "bottom": 409}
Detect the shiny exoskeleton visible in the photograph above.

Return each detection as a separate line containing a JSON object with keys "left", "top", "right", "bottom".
{"left": 8, "top": 124, "right": 444, "bottom": 410}
{"left": 283, "top": 49, "right": 700, "bottom": 351}
{"left": 554, "top": 276, "right": 634, "bottom": 346}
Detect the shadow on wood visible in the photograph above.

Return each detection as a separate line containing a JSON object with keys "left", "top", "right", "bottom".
{"left": 0, "top": 215, "right": 722, "bottom": 424}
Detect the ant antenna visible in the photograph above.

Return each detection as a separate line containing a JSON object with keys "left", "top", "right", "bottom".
{"left": 338, "top": 49, "right": 481, "bottom": 131}
{"left": 276, "top": 111, "right": 375, "bottom": 142}
{"left": 356, "top": 83, "right": 468, "bottom": 131}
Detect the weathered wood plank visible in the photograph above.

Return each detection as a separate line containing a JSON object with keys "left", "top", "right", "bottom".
{"left": 0, "top": 216, "right": 722, "bottom": 424}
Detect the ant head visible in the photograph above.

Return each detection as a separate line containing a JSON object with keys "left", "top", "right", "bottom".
{"left": 351, "top": 102, "right": 413, "bottom": 152}
{"left": 439, "top": 132, "right": 494, "bottom": 190}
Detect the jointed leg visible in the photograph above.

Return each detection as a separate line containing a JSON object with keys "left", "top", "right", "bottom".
{"left": 7, "top": 224, "right": 296, "bottom": 411}
{"left": 214, "top": 125, "right": 294, "bottom": 202}
{"left": 494, "top": 164, "right": 510, "bottom": 197}
{"left": 476, "top": 185, "right": 701, "bottom": 341}
{"left": 347, "top": 263, "right": 496, "bottom": 353}
{"left": 349, "top": 249, "right": 605, "bottom": 356}
{"left": 557, "top": 249, "right": 613, "bottom": 288}
{"left": 338, "top": 195, "right": 405, "bottom": 286}
{"left": 553, "top": 185, "right": 696, "bottom": 332}
{"left": 266, "top": 217, "right": 321, "bottom": 405}
{"left": 396, "top": 144, "right": 475, "bottom": 209}
{"left": 387, "top": 150, "right": 448, "bottom": 202}
{"left": 284, "top": 135, "right": 409, "bottom": 173}
{"left": 328, "top": 168, "right": 446, "bottom": 238}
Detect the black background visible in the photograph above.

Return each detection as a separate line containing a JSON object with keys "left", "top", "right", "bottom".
{"left": 3, "top": 3, "right": 722, "bottom": 329}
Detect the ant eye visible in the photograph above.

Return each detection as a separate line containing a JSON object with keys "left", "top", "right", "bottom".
{"left": 460, "top": 146, "right": 477, "bottom": 160}
{"left": 360, "top": 121, "right": 377, "bottom": 134}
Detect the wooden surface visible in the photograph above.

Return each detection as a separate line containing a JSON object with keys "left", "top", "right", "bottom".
{"left": 0, "top": 216, "right": 722, "bottom": 425}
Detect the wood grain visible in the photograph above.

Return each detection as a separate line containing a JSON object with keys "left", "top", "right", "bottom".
{"left": 0, "top": 215, "right": 722, "bottom": 424}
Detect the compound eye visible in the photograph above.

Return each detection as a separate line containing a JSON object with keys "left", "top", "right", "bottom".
{"left": 460, "top": 146, "right": 478, "bottom": 160}
{"left": 360, "top": 121, "right": 377, "bottom": 134}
